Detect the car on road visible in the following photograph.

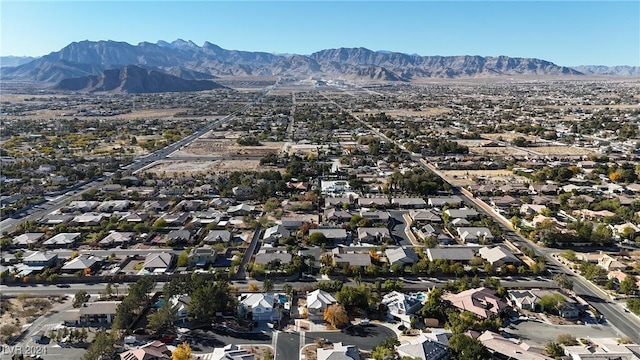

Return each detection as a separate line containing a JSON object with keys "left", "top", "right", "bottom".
{"left": 56, "top": 284, "right": 71, "bottom": 288}
{"left": 359, "top": 319, "right": 370, "bottom": 326}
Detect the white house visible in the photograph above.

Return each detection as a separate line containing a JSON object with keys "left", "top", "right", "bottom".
{"left": 238, "top": 293, "right": 281, "bottom": 322}
{"left": 306, "top": 289, "right": 337, "bottom": 321}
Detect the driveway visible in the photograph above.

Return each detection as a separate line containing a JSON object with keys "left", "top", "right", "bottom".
{"left": 275, "top": 332, "right": 299, "bottom": 360}
{"left": 503, "top": 320, "right": 619, "bottom": 347}
{"left": 306, "top": 324, "right": 396, "bottom": 351}
{"left": 388, "top": 210, "right": 412, "bottom": 246}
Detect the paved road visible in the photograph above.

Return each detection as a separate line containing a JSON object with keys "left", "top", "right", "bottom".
{"left": 388, "top": 210, "right": 412, "bottom": 246}
{"left": 0, "top": 278, "right": 558, "bottom": 296}
{"left": 275, "top": 331, "right": 299, "bottom": 360}
{"left": 306, "top": 324, "right": 396, "bottom": 351}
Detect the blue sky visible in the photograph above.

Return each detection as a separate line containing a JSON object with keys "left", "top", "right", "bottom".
{"left": 1, "top": 1, "right": 638, "bottom": 66}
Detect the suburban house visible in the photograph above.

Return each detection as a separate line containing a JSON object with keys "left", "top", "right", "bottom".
{"left": 357, "top": 227, "right": 391, "bottom": 244}
{"left": 445, "top": 208, "right": 479, "bottom": 220}
{"left": 43, "top": 232, "right": 81, "bottom": 248}
{"left": 428, "top": 196, "right": 463, "bottom": 208}
{"left": 254, "top": 251, "right": 292, "bottom": 266}
{"left": 166, "top": 229, "right": 192, "bottom": 244}
{"left": 61, "top": 255, "right": 102, "bottom": 274}
{"left": 385, "top": 247, "right": 419, "bottom": 267}
{"left": 479, "top": 246, "right": 521, "bottom": 266}
{"left": 169, "top": 295, "right": 191, "bottom": 322}
{"left": 237, "top": 293, "right": 281, "bottom": 322}
{"left": 21, "top": 250, "right": 57, "bottom": 267}
{"left": 141, "top": 252, "right": 175, "bottom": 274}
{"left": 381, "top": 291, "right": 423, "bottom": 327}
{"left": 392, "top": 198, "right": 427, "bottom": 209}
{"left": 324, "top": 209, "right": 353, "bottom": 223}
{"left": 397, "top": 335, "right": 452, "bottom": 360}
{"left": 357, "top": 197, "right": 390, "bottom": 208}
{"left": 425, "top": 248, "right": 477, "bottom": 263}
{"left": 119, "top": 340, "right": 172, "bottom": 360}
{"left": 99, "top": 232, "right": 135, "bottom": 248}
{"left": 598, "top": 254, "right": 627, "bottom": 272}
{"left": 77, "top": 301, "right": 121, "bottom": 326}
{"left": 187, "top": 247, "right": 217, "bottom": 267}
{"left": 456, "top": 227, "right": 495, "bottom": 244}
{"left": 12, "top": 233, "right": 45, "bottom": 248}
{"left": 317, "top": 343, "right": 360, "bottom": 360}
{"left": 443, "top": 287, "right": 509, "bottom": 318}
{"left": 203, "top": 230, "right": 232, "bottom": 244}
{"left": 508, "top": 289, "right": 581, "bottom": 318}
{"left": 227, "top": 203, "right": 256, "bottom": 216}
{"left": 331, "top": 248, "right": 371, "bottom": 268}
{"left": 309, "top": 228, "right": 348, "bottom": 245}
{"left": 71, "top": 213, "right": 105, "bottom": 226}
{"left": 306, "top": 289, "right": 337, "bottom": 321}
{"left": 478, "top": 331, "right": 552, "bottom": 360}
{"left": 409, "top": 209, "right": 442, "bottom": 224}
{"left": 263, "top": 225, "right": 291, "bottom": 244}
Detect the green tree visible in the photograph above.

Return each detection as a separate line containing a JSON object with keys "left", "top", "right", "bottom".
{"left": 545, "top": 341, "right": 564, "bottom": 358}
{"left": 148, "top": 301, "right": 178, "bottom": 335}
{"left": 177, "top": 249, "right": 189, "bottom": 267}
{"left": 263, "top": 279, "right": 274, "bottom": 292}
{"left": 448, "top": 333, "right": 489, "bottom": 360}
{"left": 82, "top": 329, "right": 114, "bottom": 360}
{"left": 626, "top": 298, "right": 640, "bottom": 315}
{"left": 619, "top": 275, "right": 638, "bottom": 295}
{"left": 538, "top": 294, "right": 566, "bottom": 313}
{"left": 335, "top": 285, "right": 370, "bottom": 311}
{"left": 371, "top": 338, "right": 400, "bottom": 360}
{"left": 73, "top": 290, "right": 90, "bottom": 308}
{"left": 553, "top": 273, "right": 574, "bottom": 291}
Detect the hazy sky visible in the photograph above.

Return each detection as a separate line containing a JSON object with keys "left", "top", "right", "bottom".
{"left": 1, "top": 1, "right": 638, "bottom": 66}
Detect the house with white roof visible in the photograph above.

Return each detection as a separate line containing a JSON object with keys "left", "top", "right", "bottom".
{"left": 479, "top": 246, "right": 521, "bottom": 266}
{"left": 456, "top": 227, "right": 494, "bottom": 244}
{"left": 263, "top": 225, "right": 291, "bottom": 244}
{"left": 12, "top": 233, "right": 45, "bottom": 248}
{"left": 306, "top": 289, "right": 337, "bottom": 321}
{"left": 169, "top": 294, "right": 191, "bottom": 322}
{"left": 381, "top": 291, "right": 423, "bottom": 327}
{"left": 61, "top": 255, "right": 102, "bottom": 274}
{"left": 43, "top": 232, "right": 81, "bottom": 248}
{"left": 141, "top": 252, "right": 174, "bottom": 274}
{"left": 237, "top": 293, "right": 281, "bottom": 322}
{"left": 385, "top": 247, "right": 418, "bottom": 267}
{"left": 206, "top": 344, "right": 254, "bottom": 360}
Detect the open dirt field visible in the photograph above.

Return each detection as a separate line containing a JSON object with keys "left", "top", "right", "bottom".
{"left": 469, "top": 147, "right": 531, "bottom": 156}
{"left": 361, "top": 108, "right": 451, "bottom": 117}
{"left": 481, "top": 133, "right": 540, "bottom": 142}
{"left": 441, "top": 169, "right": 530, "bottom": 186}
{"left": 141, "top": 159, "right": 279, "bottom": 176}
{"left": 525, "top": 146, "right": 595, "bottom": 156}
{"left": 175, "top": 139, "right": 283, "bottom": 158}
{"left": 19, "top": 108, "right": 189, "bottom": 120}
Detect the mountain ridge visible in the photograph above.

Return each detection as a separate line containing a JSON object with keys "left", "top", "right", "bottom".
{"left": 6, "top": 39, "right": 635, "bottom": 84}
{"left": 54, "top": 65, "right": 226, "bottom": 93}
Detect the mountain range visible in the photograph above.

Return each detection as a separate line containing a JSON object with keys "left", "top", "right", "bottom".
{"left": 54, "top": 65, "right": 226, "bottom": 93}
{"left": 1, "top": 39, "right": 638, "bottom": 91}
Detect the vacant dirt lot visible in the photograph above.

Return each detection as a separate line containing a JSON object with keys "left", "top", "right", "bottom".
{"left": 142, "top": 159, "right": 279, "bottom": 175}
{"left": 526, "top": 146, "right": 595, "bottom": 156}
{"left": 441, "top": 169, "right": 530, "bottom": 186}
{"left": 362, "top": 108, "right": 451, "bottom": 117}
{"left": 176, "top": 139, "right": 283, "bottom": 158}
{"left": 469, "top": 147, "right": 531, "bottom": 156}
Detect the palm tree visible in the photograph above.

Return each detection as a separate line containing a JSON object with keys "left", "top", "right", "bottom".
{"left": 263, "top": 279, "right": 274, "bottom": 292}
